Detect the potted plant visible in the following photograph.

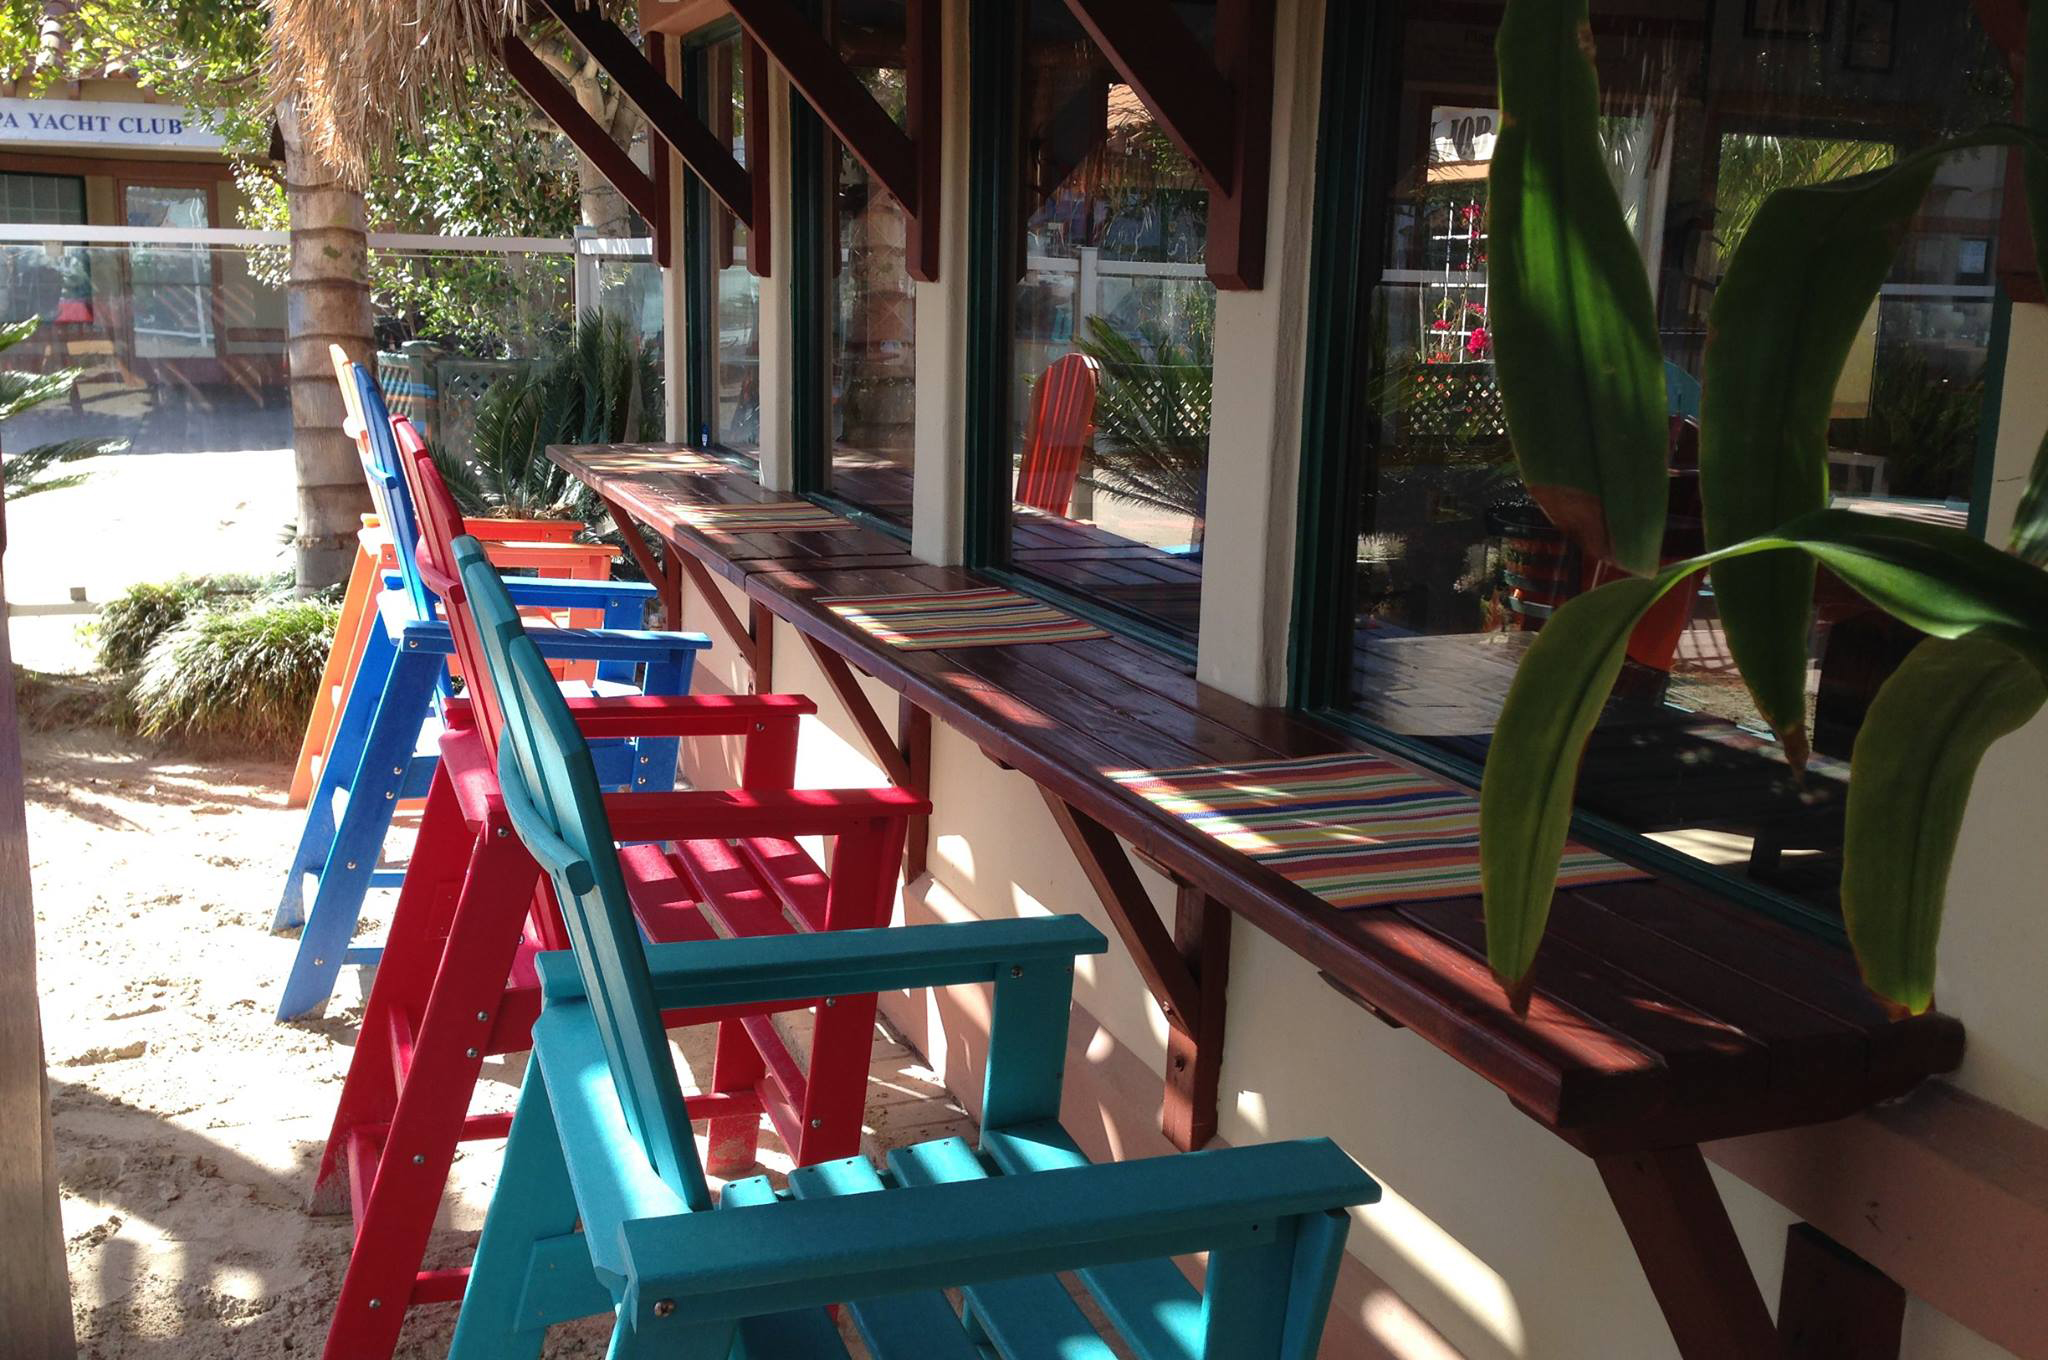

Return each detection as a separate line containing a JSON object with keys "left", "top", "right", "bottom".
{"left": 1477, "top": 0, "right": 2048, "bottom": 1016}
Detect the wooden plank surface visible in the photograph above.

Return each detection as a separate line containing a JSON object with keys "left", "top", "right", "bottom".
{"left": 553, "top": 447, "right": 1967, "bottom": 1151}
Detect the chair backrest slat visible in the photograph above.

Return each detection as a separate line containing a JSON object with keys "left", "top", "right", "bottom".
{"left": 391, "top": 418, "right": 511, "bottom": 753}
{"left": 350, "top": 364, "right": 438, "bottom": 623}
{"left": 1014, "top": 353, "right": 1101, "bottom": 518}
{"left": 455, "top": 537, "right": 710, "bottom": 1213}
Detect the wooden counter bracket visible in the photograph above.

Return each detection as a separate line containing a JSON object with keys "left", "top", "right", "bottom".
{"left": 1039, "top": 790, "right": 1225, "bottom": 1149}
{"left": 1596, "top": 1146, "right": 1782, "bottom": 1360}
{"left": 798, "top": 635, "right": 931, "bottom": 877}
{"left": 598, "top": 495, "right": 775, "bottom": 686}
{"left": 727, "top": 0, "right": 943, "bottom": 280}
{"left": 803, "top": 635, "right": 914, "bottom": 787}
{"left": 1060, "top": 0, "right": 1275, "bottom": 289}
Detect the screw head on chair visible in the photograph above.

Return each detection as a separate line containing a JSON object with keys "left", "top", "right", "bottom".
{"left": 652, "top": 1299, "right": 677, "bottom": 1319}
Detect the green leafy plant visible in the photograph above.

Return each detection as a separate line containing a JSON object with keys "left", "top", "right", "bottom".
{"left": 1479, "top": 0, "right": 2048, "bottom": 1015}
{"left": 1859, "top": 353, "right": 1985, "bottom": 501}
{"left": 89, "top": 574, "right": 279, "bottom": 675}
{"left": 128, "top": 596, "right": 339, "bottom": 753}
{"left": 1074, "top": 316, "right": 1214, "bottom": 524}
{"left": 0, "top": 317, "right": 127, "bottom": 499}
{"left": 432, "top": 311, "right": 662, "bottom": 521}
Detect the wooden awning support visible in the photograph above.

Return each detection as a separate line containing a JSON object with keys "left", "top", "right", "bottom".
{"left": 1039, "top": 789, "right": 1228, "bottom": 1150}
{"left": 528, "top": 0, "right": 764, "bottom": 268}
{"left": 1060, "top": 0, "right": 1276, "bottom": 290}
{"left": 500, "top": 35, "right": 666, "bottom": 261}
{"left": 725, "top": 0, "right": 943, "bottom": 281}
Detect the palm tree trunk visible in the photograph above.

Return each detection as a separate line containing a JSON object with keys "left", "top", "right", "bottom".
{"left": 569, "top": 68, "right": 634, "bottom": 235}
{"left": 278, "top": 98, "right": 375, "bottom": 592}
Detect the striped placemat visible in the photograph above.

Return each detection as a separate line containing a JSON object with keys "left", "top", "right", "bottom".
{"left": 1108, "top": 752, "right": 1646, "bottom": 909}
{"left": 675, "top": 501, "right": 851, "bottom": 534}
{"left": 821, "top": 586, "right": 1109, "bottom": 650}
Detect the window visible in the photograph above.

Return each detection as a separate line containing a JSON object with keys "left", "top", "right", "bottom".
{"left": 981, "top": 0, "right": 1218, "bottom": 645}
{"left": 688, "top": 30, "right": 761, "bottom": 458}
{"left": 1300, "top": 1, "right": 2014, "bottom": 922}
{"left": 0, "top": 173, "right": 85, "bottom": 225}
{"left": 809, "top": 0, "right": 917, "bottom": 529}
{"left": 124, "top": 183, "right": 218, "bottom": 361}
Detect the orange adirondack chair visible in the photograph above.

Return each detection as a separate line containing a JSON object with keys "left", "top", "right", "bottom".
{"left": 1013, "top": 352, "right": 1102, "bottom": 518}
{"left": 288, "top": 347, "right": 619, "bottom": 806}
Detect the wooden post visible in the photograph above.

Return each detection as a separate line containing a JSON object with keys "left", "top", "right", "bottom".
{"left": 1162, "top": 885, "right": 1230, "bottom": 1150}
{"left": 1778, "top": 1223, "right": 1905, "bottom": 1360}
{"left": 0, "top": 498, "right": 77, "bottom": 1359}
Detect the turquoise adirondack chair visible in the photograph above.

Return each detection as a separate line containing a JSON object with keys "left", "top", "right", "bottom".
{"left": 448, "top": 534, "right": 1381, "bottom": 1359}
{"left": 270, "top": 365, "right": 707, "bottom": 1020}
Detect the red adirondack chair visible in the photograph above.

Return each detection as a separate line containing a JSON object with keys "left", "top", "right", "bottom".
{"left": 1013, "top": 352, "right": 1102, "bottom": 517}
{"left": 311, "top": 416, "right": 926, "bottom": 1360}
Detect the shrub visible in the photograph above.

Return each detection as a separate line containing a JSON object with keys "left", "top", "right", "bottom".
{"left": 90, "top": 574, "right": 278, "bottom": 675}
{"left": 433, "top": 310, "right": 662, "bottom": 523}
{"left": 128, "top": 597, "right": 339, "bottom": 754}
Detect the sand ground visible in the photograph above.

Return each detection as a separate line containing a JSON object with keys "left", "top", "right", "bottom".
{"left": 24, "top": 712, "right": 977, "bottom": 1357}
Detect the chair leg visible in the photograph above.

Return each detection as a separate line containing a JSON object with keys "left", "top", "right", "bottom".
{"left": 321, "top": 812, "right": 545, "bottom": 1360}
{"left": 310, "top": 765, "right": 472, "bottom": 1214}
{"left": 276, "top": 648, "right": 442, "bottom": 1021}
{"left": 794, "top": 992, "right": 878, "bottom": 1165}
{"left": 704, "top": 1019, "right": 766, "bottom": 1177}
{"left": 275, "top": 617, "right": 399, "bottom": 932}
{"left": 448, "top": 1065, "right": 580, "bottom": 1360}
{"left": 290, "top": 543, "right": 378, "bottom": 808}
{"left": 1199, "top": 1208, "right": 1352, "bottom": 1360}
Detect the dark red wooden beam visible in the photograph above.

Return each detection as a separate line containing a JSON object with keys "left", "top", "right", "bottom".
{"left": 904, "top": 0, "right": 943, "bottom": 282}
{"left": 501, "top": 35, "right": 661, "bottom": 228}
{"left": 726, "top": 0, "right": 918, "bottom": 211}
{"left": 744, "top": 37, "right": 774, "bottom": 278}
{"left": 1059, "top": 0, "right": 1275, "bottom": 289}
{"left": 1060, "top": 0, "right": 1236, "bottom": 186}
{"left": 649, "top": 33, "right": 673, "bottom": 268}
{"left": 727, "top": 0, "right": 942, "bottom": 281}
{"left": 531, "top": 0, "right": 756, "bottom": 228}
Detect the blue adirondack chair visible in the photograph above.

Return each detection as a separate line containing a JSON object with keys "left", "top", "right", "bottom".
{"left": 271, "top": 365, "right": 710, "bottom": 1021}
{"left": 447, "top": 535, "right": 1381, "bottom": 1360}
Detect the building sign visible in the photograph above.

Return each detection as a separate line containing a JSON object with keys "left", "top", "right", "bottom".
{"left": 1430, "top": 106, "right": 1498, "bottom": 167}
{"left": 0, "top": 98, "right": 226, "bottom": 152}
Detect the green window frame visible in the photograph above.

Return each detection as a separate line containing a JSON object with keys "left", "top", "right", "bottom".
{"left": 1285, "top": 0, "right": 2020, "bottom": 946}
{"left": 679, "top": 17, "right": 763, "bottom": 467}
{"left": 958, "top": 0, "right": 1204, "bottom": 663}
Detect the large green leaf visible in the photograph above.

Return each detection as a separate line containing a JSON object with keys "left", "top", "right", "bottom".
{"left": 1842, "top": 636, "right": 2047, "bottom": 1014}
{"left": 1480, "top": 507, "right": 2048, "bottom": 1001}
{"left": 1488, "top": 0, "right": 1667, "bottom": 576}
{"left": 1480, "top": 569, "right": 1679, "bottom": 1007}
{"left": 1703, "top": 131, "right": 2045, "bottom": 765}
{"left": 2007, "top": 1, "right": 2048, "bottom": 566}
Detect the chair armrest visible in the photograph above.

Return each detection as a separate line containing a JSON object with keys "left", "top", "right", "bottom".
{"left": 595, "top": 786, "right": 928, "bottom": 849}
{"left": 561, "top": 693, "right": 815, "bottom": 738}
{"left": 524, "top": 626, "right": 711, "bottom": 665}
{"left": 503, "top": 576, "right": 659, "bottom": 609}
{"left": 467, "top": 516, "right": 588, "bottom": 545}
{"left": 485, "top": 544, "right": 622, "bottom": 574}
{"left": 618, "top": 1138, "right": 1376, "bottom": 1325}
{"left": 535, "top": 916, "right": 1105, "bottom": 1007}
